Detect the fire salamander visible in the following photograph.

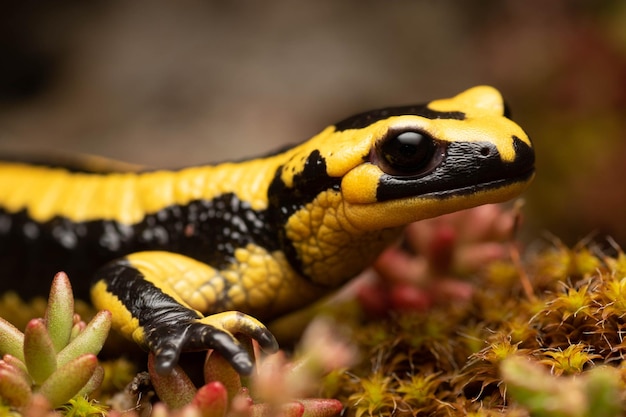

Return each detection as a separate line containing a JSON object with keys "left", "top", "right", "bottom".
{"left": 0, "top": 86, "right": 534, "bottom": 375}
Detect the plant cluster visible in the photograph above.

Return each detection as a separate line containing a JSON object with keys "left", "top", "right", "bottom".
{"left": 0, "top": 272, "right": 111, "bottom": 415}
{"left": 5, "top": 204, "right": 626, "bottom": 416}
{"left": 127, "top": 349, "right": 344, "bottom": 417}
{"left": 322, "top": 241, "right": 626, "bottom": 416}
{"left": 0, "top": 276, "right": 347, "bottom": 417}
{"left": 100, "top": 316, "right": 351, "bottom": 417}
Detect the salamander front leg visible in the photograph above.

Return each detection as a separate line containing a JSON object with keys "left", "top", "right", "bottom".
{"left": 90, "top": 255, "right": 278, "bottom": 375}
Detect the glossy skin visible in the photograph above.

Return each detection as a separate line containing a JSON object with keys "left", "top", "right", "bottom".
{"left": 0, "top": 86, "right": 535, "bottom": 374}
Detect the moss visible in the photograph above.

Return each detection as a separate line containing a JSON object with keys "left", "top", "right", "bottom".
{"left": 323, "top": 242, "right": 626, "bottom": 416}
{"left": 4, "top": 240, "right": 626, "bottom": 416}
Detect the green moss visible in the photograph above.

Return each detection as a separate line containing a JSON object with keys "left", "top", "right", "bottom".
{"left": 61, "top": 396, "right": 108, "bottom": 417}
{"left": 4, "top": 242, "right": 626, "bottom": 416}
{"left": 323, "top": 243, "right": 626, "bottom": 416}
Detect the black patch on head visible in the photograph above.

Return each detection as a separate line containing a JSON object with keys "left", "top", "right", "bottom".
{"left": 267, "top": 150, "right": 342, "bottom": 277}
{"left": 375, "top": 137, "right": 535, "bottom": 202}
{"left": 267, "top": 150, "right": 341, "bottom": 221}
{"left": 334, "top": 104, "right": 465, "bottom": 131}
{"left": 511, "top": 135, "right": 534, "bottom": 170}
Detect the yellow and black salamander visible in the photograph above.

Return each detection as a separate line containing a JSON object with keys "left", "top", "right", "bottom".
{"left": 0, "top": 86, "right": 534, "bottom": 375}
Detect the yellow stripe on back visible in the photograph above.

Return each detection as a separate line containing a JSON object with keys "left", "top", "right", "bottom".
{"left": 0, "top": 157, "right": 286, "bottom": 225}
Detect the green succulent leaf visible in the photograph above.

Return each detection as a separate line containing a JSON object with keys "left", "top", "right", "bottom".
{"left": 76, "top": 365, "right": 104, "bottom": 398}
{"left": 44, "top": 272, "right": 75, "bottom": 353}
{"left": 1, "top": 355, "right": 30, "bottom": 386}
{"left": 582, "top": 366, "right": 622, "bottom": 417}
{"left": 203, "top": 351, "right": 242, "bottom": 402}
{"left": 37, "top": 353, "right": 98, "bottom": 408}
{"left": 0, "top": 317, "right": 25, "bottom": 362}
{"left": 0, "top": 364, "right": 33, "bottom": 407}
{"left": 69, "top": 321, "right": 86, "bottom": 342}
{"left": 148, "top": 353, "right": 197, "bottom": 409}
{"left": 501, "top": 356, "right": 583, "bottom": 417}
{"left": 23, "top": 318, "right": 57, "bottom": 385}
{"left": 56, "top": 310, "right": 111, "bottom": 368}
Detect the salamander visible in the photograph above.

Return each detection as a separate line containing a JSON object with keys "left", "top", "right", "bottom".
{"left": 0, "top": 86, "right": 535, "bottom": 375}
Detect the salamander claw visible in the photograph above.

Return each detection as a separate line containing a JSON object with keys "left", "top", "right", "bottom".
{"left": 147, "top": 311, "right": 278, "bottom": 375}
{"left": 153, "top": 342, "right": 181, "bottom": 375}
{"left": 197, "top": 311, "right": 279, "bottom": 353}
{"left": 256, "top": 328, "right": 280, "bottom": 353}
{"left": 191, "top": 327, "right": 255, "bottom": 374}
{"left": 230, "top": 351, "right": 255, "bottom": 375}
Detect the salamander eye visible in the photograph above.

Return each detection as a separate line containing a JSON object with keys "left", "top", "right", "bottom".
{"left": 375, "top": 130, "right": 438, "bottom": 176}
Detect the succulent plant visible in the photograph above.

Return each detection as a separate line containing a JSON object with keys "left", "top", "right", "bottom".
{"left": 129, "top": 318, "right": 351, "bottom": 417}
{"left": 0, "top": 272, "right": 111, "bottom": 412}
{"left": 6, "top": 205, "right": 626, "bottom": 417}
{"left": 501, "top": 356, "right": 622, "bottom": 417}
{"left": 315, "top": 212, "right": 626, "bottom": 416}
{"left": 356, "top": 203, "right": 522, "bottom": 316}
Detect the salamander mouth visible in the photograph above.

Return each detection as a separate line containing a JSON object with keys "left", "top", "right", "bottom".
{"left": 421, "top": 166, "right": 535, "bottom": 200}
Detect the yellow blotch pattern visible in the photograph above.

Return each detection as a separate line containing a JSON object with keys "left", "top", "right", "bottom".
{"left": 125, "top": 251, "right": 219, "bottom": 314}
{"left": 122, "top": 247, "right": 328, "bottom": 321}
{"left": 285, "top": 189, "right": 400, "bottom": 287}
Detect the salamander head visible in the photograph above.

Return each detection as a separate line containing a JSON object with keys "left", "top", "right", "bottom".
{"left": 274, "top": 86, "right": 535, "bottom": 232}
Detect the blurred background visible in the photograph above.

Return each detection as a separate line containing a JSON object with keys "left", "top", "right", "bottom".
{"left": 0, "top": 0, "right": 624, "bottom": 245}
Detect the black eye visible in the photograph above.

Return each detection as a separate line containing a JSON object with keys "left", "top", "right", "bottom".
{"left": 376, "top": 130, "right": 437, "bottom": 175}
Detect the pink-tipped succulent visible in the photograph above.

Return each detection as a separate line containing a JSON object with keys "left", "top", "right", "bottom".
{"left": 0, "top": 272, "right": 111, "bottom": 412}
{"left": 356, "top": 203, "right": 523, "bottom": 316}
{"left": 144, "top": 318, "right": 350, "bottom": 417}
